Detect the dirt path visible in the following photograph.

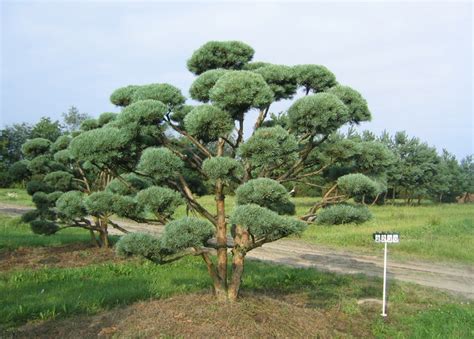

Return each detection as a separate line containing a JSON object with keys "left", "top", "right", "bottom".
{"left": 1, "top": 202, "right": 473, "bottom": 299}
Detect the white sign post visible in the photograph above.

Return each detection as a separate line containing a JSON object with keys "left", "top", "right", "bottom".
{"left": 373, "top": 232, "right": 400, "bottom": 317}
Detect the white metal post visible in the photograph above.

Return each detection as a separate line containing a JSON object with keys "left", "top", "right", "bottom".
{"left": 381, "top": 241, "right": 388, "bottom": 317}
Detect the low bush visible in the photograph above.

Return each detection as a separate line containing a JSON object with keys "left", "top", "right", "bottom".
{"left": 316, "top": 204, "right": 372, "bottom": 225}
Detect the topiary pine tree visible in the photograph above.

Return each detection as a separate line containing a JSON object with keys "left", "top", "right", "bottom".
{"left": 109, "top": 40, "right": 377, "bottom": 301}
{"left": 20, "top": 40, "right": 376, "bottom": 300}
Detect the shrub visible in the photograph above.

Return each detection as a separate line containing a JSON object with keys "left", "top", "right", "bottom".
{"left": 316, "top": 204, "right": 372, "bottom": 225}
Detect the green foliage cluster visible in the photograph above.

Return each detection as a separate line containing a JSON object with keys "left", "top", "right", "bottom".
{"left": 43, "top": 171, "right": 74, "bottom": 192}
{"left": 21, "top": 138, "right": 51, "bottom": 159}
{"left": 184, "top": 105, "right": 234, "bottom": 142}
{"left": 202, "top": 157, "right": 243, "bottom": 181}
{"left": 316, "top": 204, "right": 372, "bottom": 225}
{"left": 110, "top": 85, "right": 139, "bottom": 107}
{"left": 288, "top": 93, "right": 349, "bottom": 135}
{"left": 117, "top": 217, "right": 214, "bottom": 261}
{"left": 238, "top": 126, "right": 298, "bottom": 172}
{"left": 136, "top": 186, "right": 184, "bottom": 218}
{"left": 293, "top": 64, "right": 337, "bottom": 93}
{"left": 137, "top": 147, "right": 183, "bottom": 182}
{"left": 209, "top": 71, "right": 274, "bottom": 117}
{"left": 231, "top": 204, "right": 306, "bottom": 241}
{"left": 236, "top": 178, "right": 295, "bottom": 215}
{"left": 327, "top": 85, "right": 371, "bottom": 123}
{"left": 131, "top": 83, "right": 185, "bottom": 108}
{"left": 187, "top": 41, "right": 254, "bottom": 75}
{"left": 189, "top": 69, "right": 228, "bottom": 102}
{"left": 56, "top": 191, "right": 87, "bottom": 220}
{"left": 160, "top": 217, "right": 214, "bottom": 252}
{"left": 253, "top": 65, "right": 297, "bottom": 101}
{"left": 337, "top": 173, "right": 379, "bottom": 199}
{"left": 115, "top": 232, "right": 164, "bottom": 262}
{"left": 69, "top": 127, "right": 130, "bottom": 167}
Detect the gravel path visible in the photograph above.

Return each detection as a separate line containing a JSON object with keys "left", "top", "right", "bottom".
{"left": 2, "top": 202, "right": 473, "bottom": 299}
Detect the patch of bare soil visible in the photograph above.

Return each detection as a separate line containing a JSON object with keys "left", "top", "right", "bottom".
{"left": 9, "top": 292, "right": 378, "bottom": 338}
{"left": 0, "top": 244, "right": 123, "bottom": 272}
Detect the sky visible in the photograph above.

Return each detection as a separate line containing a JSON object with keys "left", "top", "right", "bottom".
{"left": 1, "top": 0, "right": 472, "bottom": 159}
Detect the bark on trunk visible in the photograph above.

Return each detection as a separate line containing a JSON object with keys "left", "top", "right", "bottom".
{"left": 228, "top": 225, "right": 249, "bottom": 302}
{"left": 215, "top": 138, "right": 228, "bottom": 293}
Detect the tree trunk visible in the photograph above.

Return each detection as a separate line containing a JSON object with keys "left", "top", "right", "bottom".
{"left": 89, "top": 230, "right": 100, "bottom": 247}
{"left": 228, "top": 225, "right": 249, "bottom": 302}
{"left": 215, "top": 138, "right": 228, "bottom": 295}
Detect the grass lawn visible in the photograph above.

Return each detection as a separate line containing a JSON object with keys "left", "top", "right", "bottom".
{"left": 0, "top": 213, "right": 473, "bottom": 337}
{"left": 300, "top": 203, "right": 474, "bottom": 263}
{"left": 0, "top": 214, "right": 96, "bottom": 251}
{"left": 1, "top": 250, "right": 473, "bottom": 337}
{"left": 0, "top": 188, "right": 34, "bottom": 207}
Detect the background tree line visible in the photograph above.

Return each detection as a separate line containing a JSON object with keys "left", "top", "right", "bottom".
{"left": 2, "top": 109, "right": 472, "bottom": 205}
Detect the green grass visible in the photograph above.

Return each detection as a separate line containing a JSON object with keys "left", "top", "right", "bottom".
{"left": 0, "top": 215, "right": 94, "bottom": 251}
{"left": 0, "top": 214, "right": 473, "bottom": 337}
{"left": 300, "top": 203, "right": 474, "bottom": 263}
{"left": 0, "top": 188, "right": 33, "bottom": 207}
{"left": 1, "top": 255, "right": 472, "bottom": 337}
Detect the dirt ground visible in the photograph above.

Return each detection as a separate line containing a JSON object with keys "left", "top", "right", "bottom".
{"left": 0, "top": 243, "right": 122, "bottom": 272}
{"left": 7, "top": 292, "right": 381, "bottom": 338}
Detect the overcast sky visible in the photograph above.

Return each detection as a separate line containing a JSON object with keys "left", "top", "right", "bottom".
{"left": 1, "top": 1, "right": 472, "bottom": 159}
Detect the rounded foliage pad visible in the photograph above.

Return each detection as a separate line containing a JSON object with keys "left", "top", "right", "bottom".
{"left": 131, "top": 83, "right": 185, "bottom": 108}
{"left": 238, "top": 126, "right": 298, "bottom": 170}
{"left": 43, "top": 171, "right": 74, "bottom": 192}
{"left": 56, "top": 191, "right": 87, "bottom": 220}
{"left": 187, "top": 41, "right": 254, "bottom": 75}
{"left": 294, "top": 64, "right": 337, "bottom": 93}
{"left": 184, "top": 105, "right": 234, "bottom": 142}
{"left": 69, "top": 127, "right": 131, "bottom": 166}
{"left": 189, "top": 69, "right": 228, "bottom": 102}
{"left": 136, "top": 186, "right": 183, "bottom": 217}
{"left": 21, "top": 138, "right": 51, "bottom": 159}
{"left": 202, "top": 157, "right": 243, "bottom": 181}
{"left": 288, "top": 93, "right": 349, "bottom": 136}
{"left": 209, "top": 71, "right": 274, "bottom": 117}
{"left": 230, "top": 204, "right": 306, "bottom": 241}
{"left": 110, "top": 85, "right": 139, "bottom": 107}
{"left": 116, "top": 232, "right": 164, "bottom": 262}
{"left": 160, "top": 217, "right": 214, "bottom": 253}
{"left": 235, "top": 178, "right": 295, "bottom": 215}
{"left": 337, "top": 173, "right": 379, "bottom": 198}
{"left": 137, "top": 147, "right": 183, "bottom": 181}
{"left": 316, "top": 204, "right": 372, "bottom": 225}
{"left": 327, "top": 85, "right": 371, "bottom": 124}
{"left": 253, "top": 64, "right": 298, "bottom": 101}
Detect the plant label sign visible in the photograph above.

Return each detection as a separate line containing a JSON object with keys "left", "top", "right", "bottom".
{"left": 373, "top": 232, "right": 400, "bottom": 317}
{"left": 373, "top": 232, "right": 400, "bottom": 244}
